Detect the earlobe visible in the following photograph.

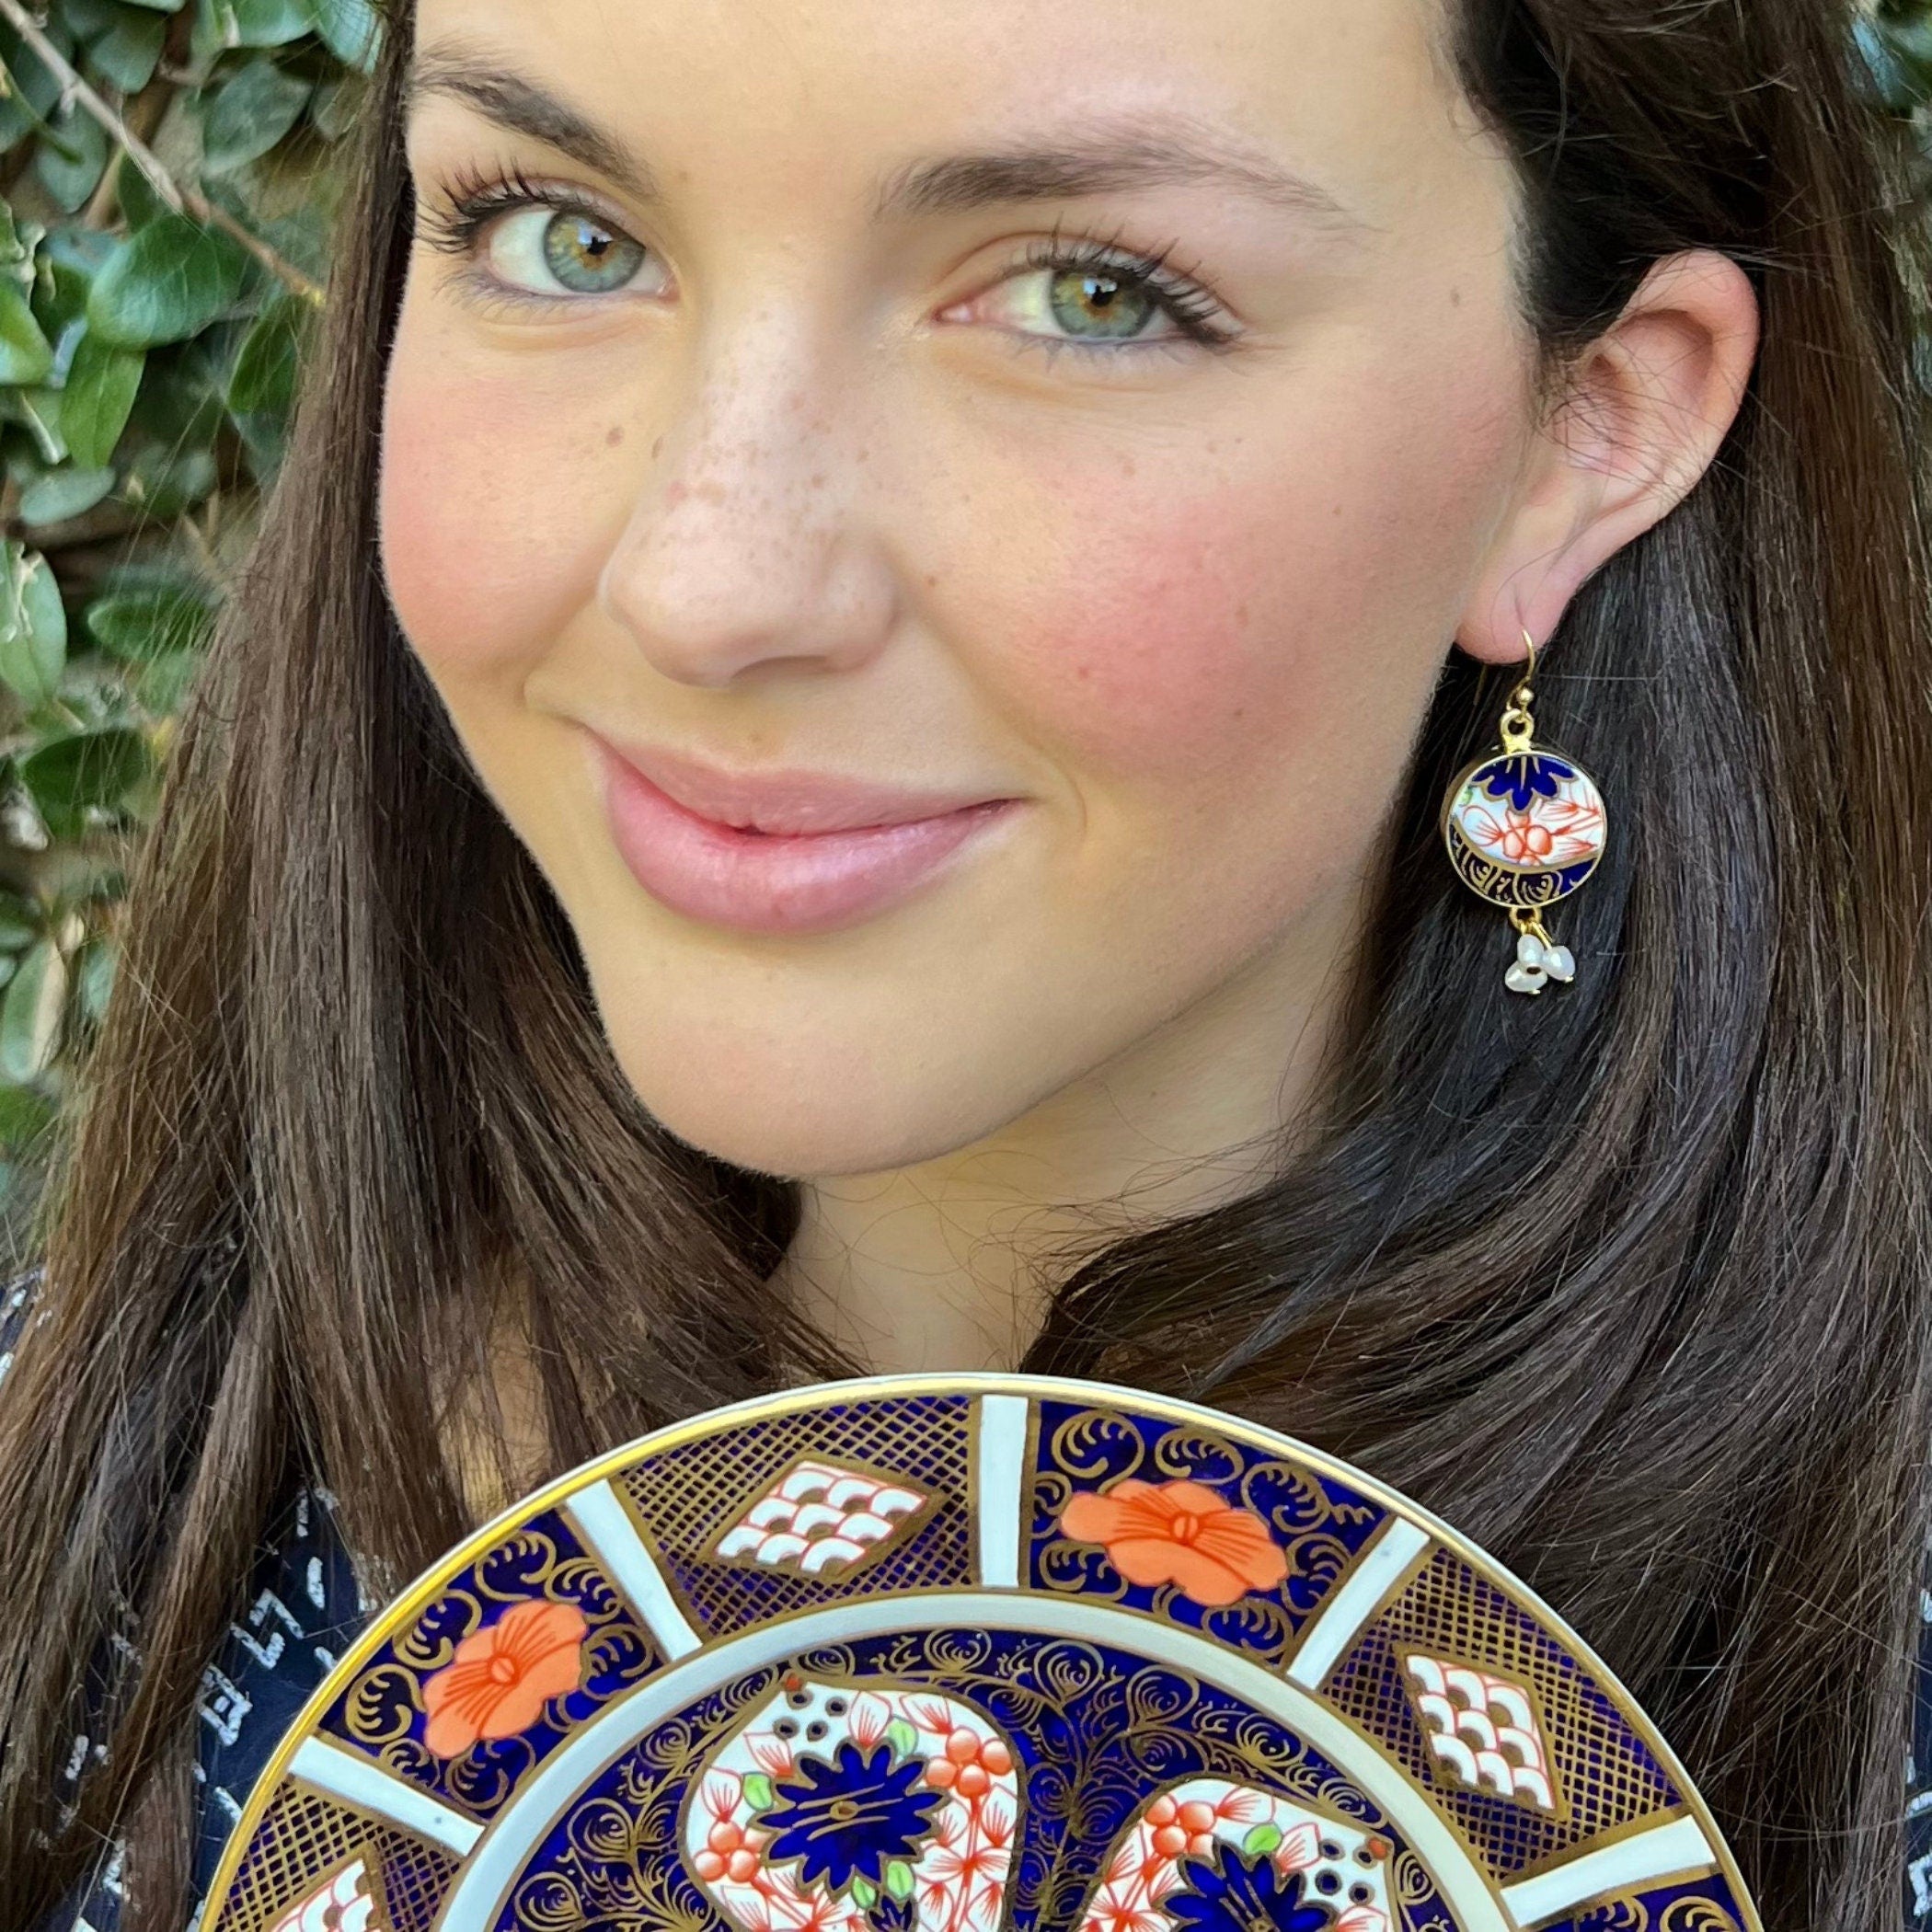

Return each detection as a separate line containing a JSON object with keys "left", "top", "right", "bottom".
{"left": 1453, "top": 247, "right": 1762, "bottom": 665}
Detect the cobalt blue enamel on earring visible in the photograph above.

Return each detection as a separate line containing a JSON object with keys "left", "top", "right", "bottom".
{"left": 1441, "top": 630, "right": 1608, "bottom": 994}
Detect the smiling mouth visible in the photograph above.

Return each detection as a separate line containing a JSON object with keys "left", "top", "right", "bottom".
{"left": 592, "top": 731, "right": 1019, "bottom": 837}
{"left": 592, "top": 735, "right": 1024, "bottom": 937}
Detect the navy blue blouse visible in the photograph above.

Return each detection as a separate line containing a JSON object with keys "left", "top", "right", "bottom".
{"left": 5, "top": 1264, "right": 1931, "bottom": 1929}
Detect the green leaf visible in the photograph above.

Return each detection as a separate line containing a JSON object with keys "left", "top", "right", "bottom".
{"left": 88, "top": 12, "right": 167, "bottom": 93}
{"left": 255, "top": 202, "right": 330, "bottom": 284}
{"left": 741, "top": 1773, "right": 775, "bottom": 1812}
{"left": 0, "top": 1077, "right": 56, "bottom": 1151}
{"left": 308, "top": 74, "right": 357, "bottom": 144}
{"left": 0, "top": 385, "right": 66, "bottom": 465}
{"left": 126, "top": 330, "right": 229, "bottom": 445}
{"left": 85, "top": 583, "right": 217, "bottom": 661}
{"left": 884, "top": 1718, "right": 920, "bottom": 1761}
{"left": 0, "top": 282, "right": 54, "bottom": 386}
{"left": 63, "top": 0, "right": 124, "bottom": 35}
{"left": 31, "top": 225, "right": 120, "bottom": 339}
{"left": 5, "top": 395, "right": 65, "bottom": 466}
{"left": 75, "top": 936, "right": 116, "bottom": 1024}
{"left": 18, "top": 728, "right": 155, "bottom": 834}
{"left": 86, "top": 215, "right": 250, "bottom": 349}
{"left": 131, "top": 645, "right": 203, "bottom": 712}
{"left": 47, "top": 316, "right": 87, "bottom": 386}
{"left": 195, "top": 0, "right": 315, "bottom": 52}
{"left": 308, "top": 0, "right": 379, "bottom": 70}
{"left": 884, "top": 1862, "right": 915, "bottom": 1903}
{"left": 0, "top": 201, "right": 40, "bottom": 276}
{"left": 0, "top": 891, "right": 40, "bottom": 950}
{"left": 847, "top": 1876, "right": 878, "bottom": 1909}
{"left": 227, "top": 290, "right": 305, "bottom": 412}
{"left": 115, "top": 157, "right": 170, "bottom": 231}
{"left": 0, "top": 544, "right": 68, "bottom": 707}
{"left": 33, "top": 104, "right": 110, "bottom": 214}
{"left": 18, "top": 466, "right": 116, "bottom": 525}
{"left": 0, "top": 28, "right": 71, "bottom": 151}
{"left": 1241, "top": 1823, "right": 1282, "bottom": 1858}
{"left": 201, "top": 58, "right": 312, "bottom": 175}
{"left": 0, "top": 937, "right": 66, "bottom": 1084}
{"left": 60, "top": 330, "right": 144, "bottom": 468}
{"left": 230, "top": 401, "right": 285, "bottom": 484}
{"left": 116, "top": 443, "right": 217, "bottom": 518}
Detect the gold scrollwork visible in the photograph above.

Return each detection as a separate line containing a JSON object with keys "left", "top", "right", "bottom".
{"left": 1050, "top": 1409, "right": 1151, "bottom": 1481}
{"left": 1660, "top": 1901, "right": 1739, "bottom": 1932}
{"left": 1580, "top": 1900, "right": 1650, "bottom": 1932}
{"left": 511, "top": 1671, "right": 779, "bottom": 1931}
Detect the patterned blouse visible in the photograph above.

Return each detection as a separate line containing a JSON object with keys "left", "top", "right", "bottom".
{"left": 6, "top": 1265, "right": 1931, "bottom": 1929}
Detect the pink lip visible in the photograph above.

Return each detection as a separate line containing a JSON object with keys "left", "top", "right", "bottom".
{"left": 591, "top": 734, "right": 1022, "bottom": 935}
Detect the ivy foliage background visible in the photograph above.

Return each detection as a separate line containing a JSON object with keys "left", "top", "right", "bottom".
{"left": 0, "top": 0, "right": 1923, "bottom": 1241}
{"left": 0, "top": 0, "right": 373, "bottom": 1240}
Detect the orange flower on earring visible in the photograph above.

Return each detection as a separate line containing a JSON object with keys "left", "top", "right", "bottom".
{"left": 1058, "top": 1478, "right": 1289, "bottom": 1608}
{"left": 420, "top": 1599, "right": 590, "bottom": 1757}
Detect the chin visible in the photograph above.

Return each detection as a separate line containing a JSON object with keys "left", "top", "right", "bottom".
{"left": 642, "top": 1094, "right": 963, "bottom": 1182}
{"left": 598, "top": 1013, "right": 1047, "bottom": 1181}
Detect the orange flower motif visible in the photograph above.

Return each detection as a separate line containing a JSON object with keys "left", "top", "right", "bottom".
{"left": 1059, "top": 1479, "right": 1289, "bottom": 1608}
{"left": 1498, "top": 811, "right": 1554, "bottom": 863}
{"left": 420, "top": 1598, "right": 589, "bottom": 1757}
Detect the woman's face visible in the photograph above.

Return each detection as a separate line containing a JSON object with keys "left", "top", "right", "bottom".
{"left": 380, "top": 0, "right": 1535, "bottom": 1179}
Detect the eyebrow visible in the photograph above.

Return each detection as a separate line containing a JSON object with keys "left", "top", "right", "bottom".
{"left": 403, "top": 42, "right": 1377, "bottom": 240}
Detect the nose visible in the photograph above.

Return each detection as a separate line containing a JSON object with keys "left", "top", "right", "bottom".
{"left": 596, "top": 339, "right": 895, "bottom": 688}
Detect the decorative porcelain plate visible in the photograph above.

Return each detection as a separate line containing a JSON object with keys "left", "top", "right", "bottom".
{"left": 200, "top": 1374, "right": 1762, "bottom": 1932}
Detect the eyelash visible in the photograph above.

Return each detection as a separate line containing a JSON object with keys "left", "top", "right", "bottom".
{"left": 1011, "top": 220, "right": 1240, "bottom": 360}
{"left": 413, "top": 163, "right": 571, "bottom": 262}
{"left": 411, "top": 161, "right": 1241, "bottom": 362}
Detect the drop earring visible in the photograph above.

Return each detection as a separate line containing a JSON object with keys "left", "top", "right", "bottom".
{"left": 1441, "top": 629, "right": 1608, "bottom": 995}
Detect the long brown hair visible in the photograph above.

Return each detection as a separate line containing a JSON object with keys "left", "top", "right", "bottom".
{"left": 2, "top": 0, "right": 1927, "bottom": 1925}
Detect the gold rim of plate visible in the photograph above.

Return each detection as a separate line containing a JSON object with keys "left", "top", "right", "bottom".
{"left": 201, "top": 1369, "right": 1762, "bottom": 1930}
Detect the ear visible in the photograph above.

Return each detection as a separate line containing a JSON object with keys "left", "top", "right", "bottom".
{"left": 1455, "top": 247, "right": 1760, "bottom": 665}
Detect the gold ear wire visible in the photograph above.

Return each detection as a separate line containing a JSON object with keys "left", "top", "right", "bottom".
{"left": 1506, "top": 627, "right": 1537, "bottom": 730}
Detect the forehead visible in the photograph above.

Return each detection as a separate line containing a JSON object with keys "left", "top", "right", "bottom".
{"left": 405, "top": 0, "right": 1502, "bottom": 245}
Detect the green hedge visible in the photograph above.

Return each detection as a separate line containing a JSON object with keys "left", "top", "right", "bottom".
{"left": 0, "top": 0, "right": 1924, "bottom": 1239}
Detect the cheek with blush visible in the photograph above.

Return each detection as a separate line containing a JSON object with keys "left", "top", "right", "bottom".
{"left": 377, "top": 320, "right": 630, "bottom": 680}
{"left": 953, "top": 364, "right": 1522, "bottom": 821}
{"left": 960, "top": 474, "right": 1382, "bottom": 804}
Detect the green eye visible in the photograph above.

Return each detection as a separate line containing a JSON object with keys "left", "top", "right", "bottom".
{"left": 480, "top": 205, "right": 656, "bottom": 299}
{"left": 1043, "top": 265, "right": 1162, "bottom": 342}
{"left": 538, "top": 211, "right": 648, "bottom": 295}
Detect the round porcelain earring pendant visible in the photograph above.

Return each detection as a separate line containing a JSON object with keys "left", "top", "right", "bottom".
{"left": 1441, "top": 631, "right": 1608, "bottom": 995}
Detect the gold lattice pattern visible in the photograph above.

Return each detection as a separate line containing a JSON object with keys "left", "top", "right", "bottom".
{"left": 617, "top": 1396, "right": 974, "bottom": 1633}
{"left": 217, "top": 1783, "right": 456, "bottom": 1932}
{"left": 267, "top": 1852, "right": 383, "bottom": 1932}
{"left": 1325, "top": 1547, "right": 1677, "bottom": 1878}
